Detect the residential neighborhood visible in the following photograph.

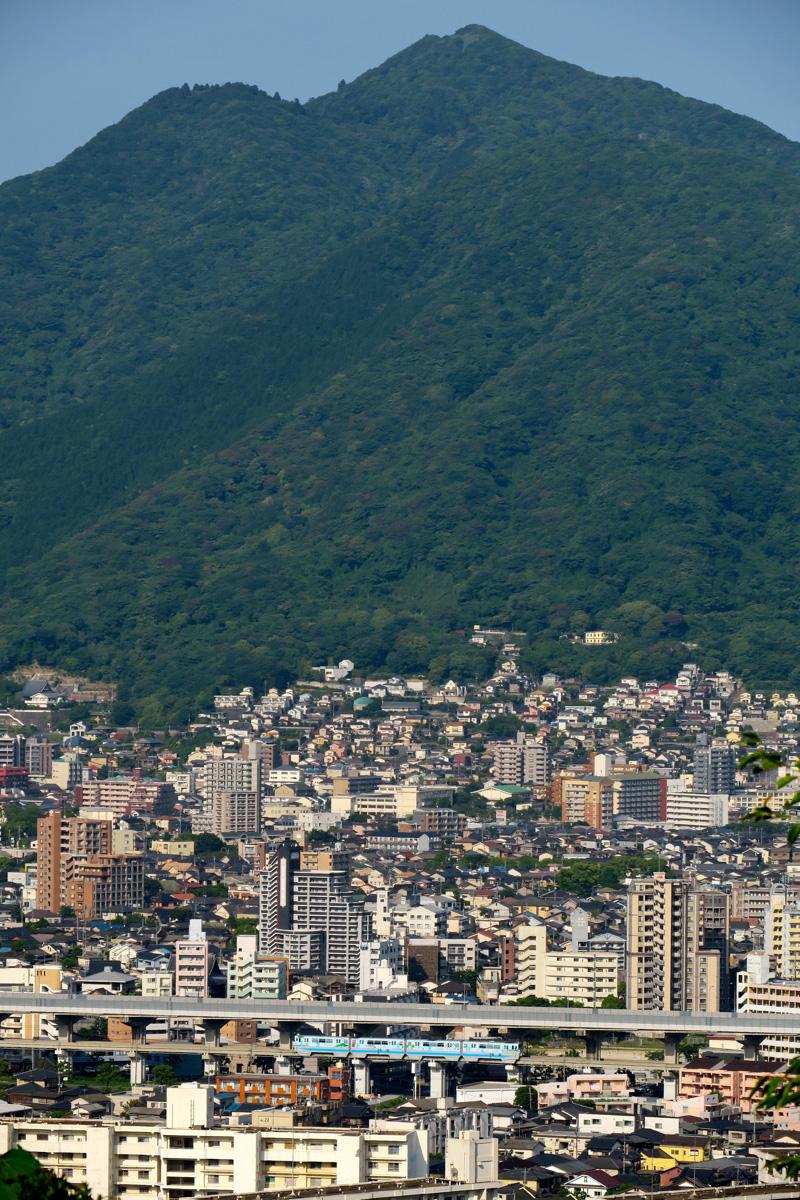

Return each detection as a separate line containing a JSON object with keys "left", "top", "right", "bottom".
{"left": 0, "top": 642, "right": 798, "bottom": 1197}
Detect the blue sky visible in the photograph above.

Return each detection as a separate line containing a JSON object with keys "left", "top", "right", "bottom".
{"left": 2, "top": 0, "right": 799, "bottom": 182}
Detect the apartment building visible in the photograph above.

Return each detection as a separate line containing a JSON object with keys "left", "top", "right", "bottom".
{"left": 626, "top": 874, "right": 730, "bottom": 1013}
{"left": 203, "top": 743, "right": 264, "bottom": 794}
{"left": 63, "top": 853, "right": 144, "bottom": 920}
{"left": 730, "top": 882, "right": 774, "bottom": 924}
{"left": 611, "top": 772, "right": 666, "bottom": 824}
{"left": 492, "top": 735, "right": 551, "bottom": 787}
{"left": 75, "top": 772, "right": 173, "bottom": 816}
{"left": 541, "top": 950, "right": 620, "bottom": 1007}
{"left": 764, "top": 886, "right": 800, "bottom": 978}
{"left": 514, "top": 919, "right": 620, "bottom": 1005}
{"left": 210, "top": 790, "right": 261, "bottom": 837}
{"left": 225, "top": 935, "right": 287, "bottom": 999}
{"left": 737, "top": 952, "right": 800, "bottom": 1057}
{"left": 678, "top": 1058, "right": 785, "bottom": 1116}
{"left": 214, "top": 1071, "right": 336, "bottom": 1108}
{"left": 665, "top": 788, "right": 730, "bottom": 829}
{"left": 259, "top": 840, "right": 369, "bottom": 984}
{"left": 25, "top": 735, "right": 53, "bottom": 780}
{"left": 0, "top": 964, "right": 62, "bottom": 1041}
{"left": 553, "top": 773, "right": 612, "bottom": 831}
{"left": 417, "top": 807, "right": 466, "bottom": 839}
{"left": 174, "top": 920, "right": 210, "bottom": 998}
{"left": 0, "top": 1084, "right": 429, "bottom": 1198}
{"left": 330, "top": 785, "right": 453, "bottom": 820}
{"left": 36, "top": 810, "right": 143, "bottom": 919}
{"left": 36, "top": 810, "right": 113, "bottom": 912}
{"left": 693, "top": 734, "right": 736, "bottom": 794}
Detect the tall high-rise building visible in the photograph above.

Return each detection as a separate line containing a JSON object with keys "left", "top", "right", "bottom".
{"left": 204, "top": 742, "right": 264, "bottom": 793}
{"left": 552, "top": 773, "right": 612, "bottom": 831}
{"left": 611, "top": 773, "right": 667, "bottom": 824}
{"left": 764, "top": 886, "right": 800, "bottom": 978}
{"left": 693, "top": 735, "right": 736, "bottom": 794}
{"left": 25, "top": 735, "right": 53, "bottom": 780}
{"left": 0, "top": 735, "right": 24, "bottom": 767}
{"left": 211, "top": 790, "right": 261, "bottom": 837}
{"left": 626, "top": 873, "right": 730, "bottom": 1012}
{"left": 203, "top": 742, "right": 264, "bottom": 836}
{"left": 36, "top": 810, "right": 112, "bottom": 912}
{"left": 174, "top": 919, "right": 210, "bottom": 998}
{"left": 36, "top": 810, "right": 143, "bottom": 919}
{"left": 492, "top": 735, "right": 551, "bottom": 787}
{"left": 259, "top": 840, "right": 370, "bottom": 985}
{"left": 63, "top": 854, "right": 144, "bottom": 920}
{"left": 522, "top": 738, "right": 552, "bottom": 787}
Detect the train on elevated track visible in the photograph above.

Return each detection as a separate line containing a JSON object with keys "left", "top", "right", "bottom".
{"left": 293, "top": 1035, "right": 520, "bottom": 1062}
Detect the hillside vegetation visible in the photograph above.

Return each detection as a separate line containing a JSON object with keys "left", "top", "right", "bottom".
{"left": 1, "top": 26, "right": 799, "bottom": 718}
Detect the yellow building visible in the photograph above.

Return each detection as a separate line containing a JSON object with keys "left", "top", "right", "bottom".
{"left": 0, "top": 965, "right": 63, "bottom": 1040}
{"left": 641, "top": 1139, "right": 706, "bottom": 1171}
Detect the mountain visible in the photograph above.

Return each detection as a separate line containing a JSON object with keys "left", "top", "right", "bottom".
{"left": 2, "top": 26, "right": 800, "bottom": 718}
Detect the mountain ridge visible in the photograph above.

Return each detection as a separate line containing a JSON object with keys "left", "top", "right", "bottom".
{"left": 1, "top": 28, "right": 800, "bottom": 717}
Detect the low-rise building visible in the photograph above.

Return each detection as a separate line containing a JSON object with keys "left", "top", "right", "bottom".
{"left": 0, "top": 1083, "right": 430, "bottom": 1197}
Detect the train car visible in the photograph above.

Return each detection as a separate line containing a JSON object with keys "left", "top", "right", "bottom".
{"left": 460, "top": 1040, "right": 520, "bottom": 1062}
{"left": 405, "top": 1039, "right": 465, "bottom": 1059}
{"left": 350, "top": 1037, "right": 405, "bottom": 1056}
{"left": 293, "top": 1035, "right": 351, "bottom": 1055}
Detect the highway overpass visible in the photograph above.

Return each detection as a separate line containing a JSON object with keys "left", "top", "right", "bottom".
{"left": 0, "top": 992, "right": 794, "bottom": 1039}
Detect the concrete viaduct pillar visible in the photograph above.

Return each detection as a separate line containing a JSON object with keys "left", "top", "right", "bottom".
{"left": 428, "top": 1061, "right": 449, "bottom": 1100}
{"left": 353, "top": 1058, "right": 371, "bottom": 1097}
{"left": 129, "top": 1053, "right": 147, "bottom": 1087}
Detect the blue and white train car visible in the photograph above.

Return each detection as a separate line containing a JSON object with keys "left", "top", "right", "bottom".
{"left": 292, "top": 1035, "right": 519, "bottom": 1062}
{"left": 350, "top": 1037, "right": 406, "bottom": 1056}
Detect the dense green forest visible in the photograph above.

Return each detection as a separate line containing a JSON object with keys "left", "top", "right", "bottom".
{"left": 1, "top": 25, "right": 800, "bottom": 719}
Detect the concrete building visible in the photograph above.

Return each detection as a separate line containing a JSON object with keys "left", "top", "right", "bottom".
{"left": 626, "top": 874, "right": 730, "bottom": 1013}
{"left": 63, "top": 853, "right": 144, "bottom": 920}
{"left": 174, "top": 919, "right": 210, "bottom": 998}
{"left": 36, "top": 809, "right": 113, "bottom": 912}
{"left": 204, "top": 743, "right": 264, "bottom": 795}
{"left": 693, "top": 734, "right": 736, "bottom": 794}
{"left": 736, "top": 952, "right": 800, "bottom": 1058}
{"left": 36, "top": 809, "right": 143, "bottom": 918}
{"left": 514, "top": 919, "right": 620, "bottom": 1005}
{"left": 226, "top": 935, "right": 288, "bottom": 999}
{"left": 0, "top": 964, "right": 62, "bottom": 1041}
{"left": 492, "top": 735, "right": 550, "bottom": 787}
{"left": 211, "top": 789, "right": 261, "bottom": 837}
{"left": 678, "top": 1057, "right": 785, "bottom": 1116}
{"left": 25, "top": 735, "right": 52, "bottom": 780}
{"left": 76, "top": 773, "right": 173, "bottom": 816}
{"left": 203, "top": 744, "right": 264, "bottom": 836}
{"left": 259, "top": 840, "right": 369, "bottom": 984}
{"left": 360, "top": 937, "right": 407, "bottom": 991}
{"left": 0, "top": 1083, "right": 430, "bottom": 1197}
{"left": 330, "top": 785, "right": 453, "bottom": 820}
{"left": 611, "top": 772, "right": 666, "bottom": 824}
{"left": 765, "top": 886, "right": 800, "bottom": 979}
{"left": 665, "top": 786, "right": 730, "bottom": 829}
{"left": 553, "top": 773, "right": 612, "bottom": 831}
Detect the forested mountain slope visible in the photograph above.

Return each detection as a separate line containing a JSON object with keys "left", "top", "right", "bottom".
{"left": 1, "top": 26, "right": 799, "bottom": 717}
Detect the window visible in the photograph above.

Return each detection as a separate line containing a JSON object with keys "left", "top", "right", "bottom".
{"left": 388, "top": 1163, "right": 400, "bottom": 1173}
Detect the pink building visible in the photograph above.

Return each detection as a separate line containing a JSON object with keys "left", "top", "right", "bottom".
{"left": 537, "top": 1072, "right": 630, "bottom": 1108}
{"left": 679, "top": 1056, "right": 787, "bottom": 1116}
{"left": 174, "top": 919, "right": 210, "bottom": 997}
